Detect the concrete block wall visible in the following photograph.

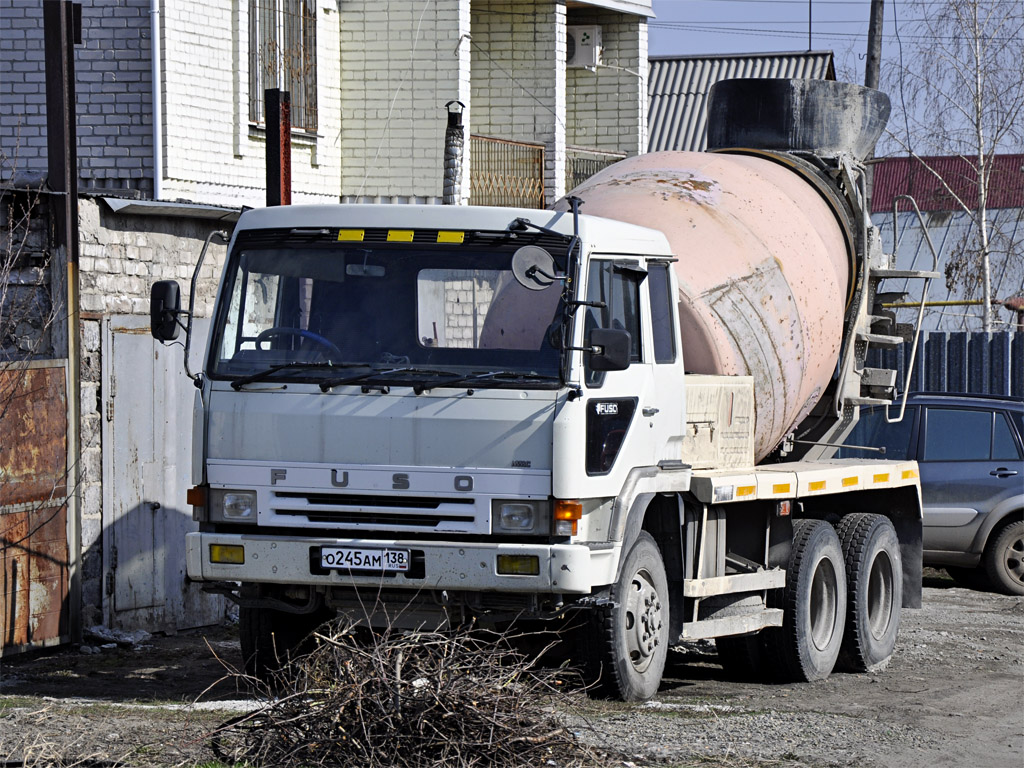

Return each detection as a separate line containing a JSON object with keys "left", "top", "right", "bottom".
{"left": 160, "top": 0, "right": 342, "bottom": 207}
{"left": 470, "top": 0, "right": 565, "bottom": 206}
{"left": 566, "top": 9, "right": 647, "bottom": 156}
{"left": 76, "top": 198, "right": 228, "bottom": 621}
{"left": 338, "top": 0, "right": 470, "bottom": 204}
{"left": 0, "top": 0, "right": 155, "bottom": 196}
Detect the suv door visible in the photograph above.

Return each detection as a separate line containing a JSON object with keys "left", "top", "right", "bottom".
{"left": 918, "top": 406, "right": 1024, "bottom": 558}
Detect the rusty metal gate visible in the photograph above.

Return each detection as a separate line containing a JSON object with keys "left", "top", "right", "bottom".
{"left": 0, "top": 361, "right": 70, "bottom": 655}
{"left": 102, "top": 315, "right": 224, "bottom": 632}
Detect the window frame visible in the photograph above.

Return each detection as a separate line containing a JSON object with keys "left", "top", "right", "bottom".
{"left": 249, "top": 0, "right": 319, "bottom": 133}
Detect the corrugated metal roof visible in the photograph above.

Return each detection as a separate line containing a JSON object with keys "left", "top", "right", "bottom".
{"left": 871, "top": 155, "right": 1024, "bottom": 213}
{"left": 647, "top": 52, "right": 836, "bottom": 153}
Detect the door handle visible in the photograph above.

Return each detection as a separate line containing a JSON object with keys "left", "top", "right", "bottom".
{"left": 989, "top": 468, "right": 1019, "bottom": 477}
{"left": 642, "top": 407, "right": 660, "bottom": 417}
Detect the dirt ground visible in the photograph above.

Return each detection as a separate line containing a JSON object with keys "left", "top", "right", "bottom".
{"left": 0, "top": 570, "right": 1021, "bottom": 768}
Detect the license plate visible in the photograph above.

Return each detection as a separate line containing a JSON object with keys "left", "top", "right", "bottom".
{"left": 320, "top": 546, "right": 410, "bottom": 572}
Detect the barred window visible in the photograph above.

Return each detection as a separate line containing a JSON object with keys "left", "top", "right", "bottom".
{"left": 249, "top": 0, "right": 318, "bottom": 131}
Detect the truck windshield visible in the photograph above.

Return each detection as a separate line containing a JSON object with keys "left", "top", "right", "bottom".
{"left": 208, "top": 237, "right": 566, "bottom": 389}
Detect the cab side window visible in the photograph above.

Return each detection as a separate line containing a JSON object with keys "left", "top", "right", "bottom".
{"left": 648, "top": 262, "right": 676, "bottom": 364}
{"left": 584, "top": 260, "right": 641, "bottom": 387}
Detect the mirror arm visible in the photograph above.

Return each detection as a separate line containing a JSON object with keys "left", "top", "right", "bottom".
{"left": 184, "top": 229, "right": 229, "bottom": 383}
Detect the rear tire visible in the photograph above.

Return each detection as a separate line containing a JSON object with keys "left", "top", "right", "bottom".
{"left": 984, "top": 519, "right": 1024, "bottom": 596}
{"left": 835, "top": 514, "right": 902, "bottom": 672}
{"left": 763, "top": 519, "right": 847, "bottom": 682}
{"left": 584, "top": 532, "right": 669, "bottom": 701}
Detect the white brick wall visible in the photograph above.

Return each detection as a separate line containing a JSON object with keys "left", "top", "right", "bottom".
{"left": 566, "top": 9, "right": 647, "bottom": 156}
{"left": 339, "top": 0, "right": 470, "bottom": 204}
{"left": 160, "top": 0, "right": 343, "bottom": 207}
{"left": 470, "top": 0, "right": 565, "bottom": 205}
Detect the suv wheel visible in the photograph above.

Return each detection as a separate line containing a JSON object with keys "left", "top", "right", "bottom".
{"left": 984, "top": 519, "right": 1024, "bottom": 596}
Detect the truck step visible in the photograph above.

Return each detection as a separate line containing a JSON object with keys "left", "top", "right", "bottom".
{"left": 679, "top": 609, "right": 784, "bottom": 641}
{"left": 845, "top": 395, "right": 893, "bottom": 406}
{"left": 860, "top": 367, "right": 897, "bottom": 388}
{"left": 870, "top": 268, "right": 942, "bottom": 280}
{"left": 857, "top": 331, "right": 903, "bottom": 347}
{"left": 683, "top": 569, "right": 785, "bottom": 598}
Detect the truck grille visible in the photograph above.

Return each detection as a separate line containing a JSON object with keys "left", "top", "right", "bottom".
{"left": 269, "top": 491, "right": 482, "bottom": 532}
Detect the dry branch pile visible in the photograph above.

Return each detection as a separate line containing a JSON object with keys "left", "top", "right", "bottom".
{"left": 210, "top": 621, "right": 604, "bottom": 768}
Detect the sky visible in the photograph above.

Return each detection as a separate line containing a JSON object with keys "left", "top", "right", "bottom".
{"left": 647, "top": 0, "right": 906, "bottom": 82}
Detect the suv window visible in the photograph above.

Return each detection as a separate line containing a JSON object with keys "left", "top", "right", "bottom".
{"left": 923, "top": 408, "right": 993, "bottom": 461}
{"left": 992, "top": 412, "right": 1022, "bottom": 460}
{"left": 836, "top": 407, "right": 916, "bottom": 460}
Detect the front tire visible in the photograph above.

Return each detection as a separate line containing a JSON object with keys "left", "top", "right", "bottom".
{"left": 586, "top": 532, "right": 669, "bottom": 701}
{"left": 240, "top": 604, "right": 328, "bottom": 680}
{"left": 835, "top": 514, "right": 902, "bottom": 672}
{"left": 764, "top": 519, "right": 847, "bottom": 682}
{"left": 984, "top": 519, "right": 1024, "bottom": 596}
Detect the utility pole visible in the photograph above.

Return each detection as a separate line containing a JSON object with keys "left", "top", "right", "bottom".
{"left": 865, "top": 0, "right": 885, "bottom": 89}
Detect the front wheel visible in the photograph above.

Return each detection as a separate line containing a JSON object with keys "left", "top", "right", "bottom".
{"left": 835, "top": 514, "right": 902, "bottom": 672}
{"left": 764, "top": 519, "right": 847, "bottom": 682}
{"left": 240, "top": 603, "right": 329, "bottom": 681}
{"left": 984, "top": 519, "right": 1024, "bottom": 596}
{"left": 585, "top": 532, "right": 669, "bottom": 701}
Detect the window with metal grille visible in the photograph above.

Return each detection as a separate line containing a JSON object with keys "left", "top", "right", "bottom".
{"left": 248, "top": 0, "right": 318, "bottom": 132}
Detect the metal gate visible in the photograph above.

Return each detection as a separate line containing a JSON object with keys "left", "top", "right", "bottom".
{"left": 102, "top": 315, "right": 224, "bottom": 631}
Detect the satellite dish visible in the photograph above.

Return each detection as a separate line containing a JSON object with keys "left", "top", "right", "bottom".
{"left": 511, "top": 246, "right": 559, "bottom": 291}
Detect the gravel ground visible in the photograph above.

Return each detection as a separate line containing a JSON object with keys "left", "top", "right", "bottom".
{"left": 0, "top": 571, "right": 1021, "bottom": 767}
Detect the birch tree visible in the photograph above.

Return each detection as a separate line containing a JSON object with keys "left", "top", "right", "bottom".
{"left": 883, "top": 0, "right": 1024, "bottom": 331}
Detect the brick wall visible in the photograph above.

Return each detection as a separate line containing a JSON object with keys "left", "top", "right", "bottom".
{"left": 0, "top": 0, "right": 155, "bottom": 196}
{"left": 338, "top": 0, "right": 470, "bottom": 204}
{"left": 470, "top": 0, "right": 565, "bottom": 205}
{"left": 76, "top": 198, "right": 228, "bottom": 621}
{"left": 160, "top": 0, "right": 342, "bottom": 207}
{"left": 566, "top": 9, "right": 647, "bottom": 156}
{"left": 0, "top": 1, "right": 342, "bottom": 207}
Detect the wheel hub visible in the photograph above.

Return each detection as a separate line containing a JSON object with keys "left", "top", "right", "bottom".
{"left": 625, "top": 569, "right": 664, "bottom": 671}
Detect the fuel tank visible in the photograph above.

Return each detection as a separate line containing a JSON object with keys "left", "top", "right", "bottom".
{"left": 556, "top": 80, "right": 889, "bottom": 460}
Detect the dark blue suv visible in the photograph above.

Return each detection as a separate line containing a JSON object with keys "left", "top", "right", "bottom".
{"left": 837, "top": 393, "right": 1024, "bottom": 595}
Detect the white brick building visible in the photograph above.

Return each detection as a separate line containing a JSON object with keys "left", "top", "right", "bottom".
{"left": 2, "top": 0, "right": 652, "bottom": 208}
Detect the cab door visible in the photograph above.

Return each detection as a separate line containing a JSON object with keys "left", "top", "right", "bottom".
{"left": 576, "top": 259, "right": 666, "bottom": 489}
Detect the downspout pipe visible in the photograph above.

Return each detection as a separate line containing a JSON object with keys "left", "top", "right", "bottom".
{"left": 150, "top": 0, "right": 162, "bottom": 200}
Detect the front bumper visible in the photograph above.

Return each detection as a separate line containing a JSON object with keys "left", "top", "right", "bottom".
{"left": 186, "top": 532, "right": 616, "bottom": 594}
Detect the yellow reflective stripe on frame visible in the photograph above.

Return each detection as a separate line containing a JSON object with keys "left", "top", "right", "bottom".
{"left": 337, "top": 229, "right": 365, "bottom": 241}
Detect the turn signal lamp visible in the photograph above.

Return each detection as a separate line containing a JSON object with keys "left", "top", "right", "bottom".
{"left": 553, "top": 499, "right": 582, "bottom": 536}
{"left": 209, "top": 544, "right": 245, "bottom": 565}
{"left": 496, "top": 554, "right": 540, "bottom": 576}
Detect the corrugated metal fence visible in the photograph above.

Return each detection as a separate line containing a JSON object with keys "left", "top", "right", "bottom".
{"left": 868, "top": 331, "right": 1023, "bottom": 397}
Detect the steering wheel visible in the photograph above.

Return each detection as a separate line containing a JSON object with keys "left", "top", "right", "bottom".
{"left": 256, "top": 327, "right": 343, "bottom": 359}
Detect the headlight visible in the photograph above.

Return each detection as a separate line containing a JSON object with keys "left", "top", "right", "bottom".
{"left": 491, "top": 499, "right": 549, "bottom": 536}
{"left": 209, "top": 489, "right": 257, "bottom": 523}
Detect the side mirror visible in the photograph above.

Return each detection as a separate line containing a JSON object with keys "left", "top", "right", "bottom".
{"left": 588, "top": 328, "right": 631, "bottom": 371}
{"left": 151, "top": 280, "right": 182, "bottom": 341}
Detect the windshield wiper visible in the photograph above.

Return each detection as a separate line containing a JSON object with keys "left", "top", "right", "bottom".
{"left": 319, "top": 366, "right": 456, "bottom": 392}
{"left": 412, "top": 370, "right": 560, "bottom": 394}
{"left": 231, "top": 361, "right": 369, "bottom": 390}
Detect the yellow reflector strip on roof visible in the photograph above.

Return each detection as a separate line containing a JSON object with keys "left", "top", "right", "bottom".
{"left": 388, "top": 230, "right": 414, "bottom": 242}
{"left": 437, "top": 230, "right": 465, "bottom": 243}
{"left": 902, "top": 468, "right": 919, "bottom": 479}
{"left": 809, "top": 480, "right": 826, "bottom": 492}
{"left": 737, "top": 485, "right": 756, "bottom": 497}
{"left": 873, "top": 473, "right": 890, "bottom": 484}
{"left": 337, "top": 229, "right": 365, "bottom": 241}
{"left": 772, "top": 483, "right": 791, "bottom": 495}
{"left": 842, "top": 476, "right": 859, "bottom": 487}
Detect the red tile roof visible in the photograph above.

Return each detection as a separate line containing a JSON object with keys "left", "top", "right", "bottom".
{"left": 870, "top": 154, "right": 1024, "bottom": 213}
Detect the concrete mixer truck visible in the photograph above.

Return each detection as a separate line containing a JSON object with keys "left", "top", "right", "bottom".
{"left": 151, "top": 79, "right": 935, "bottom": 701}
